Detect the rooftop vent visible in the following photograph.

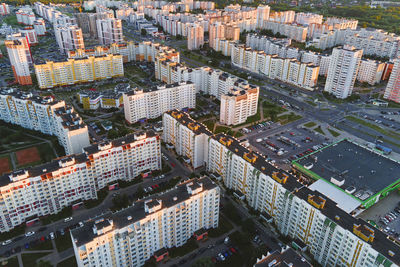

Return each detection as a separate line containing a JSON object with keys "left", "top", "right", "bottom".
{"left": 127, "top": 216, "right": 132, "bottom": 221}
{"left": 173, "top": 196, "right": 178, "bottom": 201}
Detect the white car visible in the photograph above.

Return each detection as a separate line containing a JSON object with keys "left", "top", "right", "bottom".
{"left": 218, "top": 253, "right": 225, "bottom": 261}
{"left": 25, "top": 231, "right": 35, "bottom": 237}
{"left": 64, "top": 217, "right": 73, "bottom": 223}
{"left": 49, "top": 232, "right": 55, "bottom": 240}
{"left": 2, "top": 240, "right": 12, "bottom": 246}
{"left": 79, "top": 222, "right": 84, "bottom": 227}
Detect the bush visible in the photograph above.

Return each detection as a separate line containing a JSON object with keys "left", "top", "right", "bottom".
{"left": 169, "top": 238, "right": 199, "bottom": 258}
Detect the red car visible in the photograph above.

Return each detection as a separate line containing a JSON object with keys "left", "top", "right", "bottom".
{"left": 171, "top": 163, "right": 176, "bottom": 167}
{"left": 229, "top": 247, "right": 237, "bottom": 254}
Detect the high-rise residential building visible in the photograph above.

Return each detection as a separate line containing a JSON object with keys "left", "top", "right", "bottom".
{"left": 19, "top": 27, "right": 38, "bottom": 45}
{"left": 74, "top": 12, "right": 114, "bottom": 38}
{"left": 35, "top": 54, "right": 124, "bottom": 89}
{"left": 256, "top": 5, "right": 270, "bottom": 29}
{"left": 0, "top": 132, "right": 161, "bottom": 232}
{"left": 187, "top": 23, "right": 204, "bottom": 50}
{"left": 71, "top": 177, "right": 219, "bottom": 267}
{"left": 357, "top": 59, "right": 385, "bottom": 85}
{"left": 0, "top": 3, "right": 10, "bottom": 15}
{"left": 5, "top": 34, "right": 33, "bottom": 85}
{"left": 262, "top": 21, "right": 308, "bottom": 43}
{"left": 0, "top": 88, "right": 90, "bottom": 155}
{"left": 16, "top": 6, "right": 35, "bottom": 25}
{"left": 384, "top": 58, "right": 400, "bottom": 103}
{"left": 295, "top": 12, "right": 323, "bottom": 25}
{"left": 33, "top": 19, "right": 47, "bottom": 36}
{"left": 220, "top": 86, "right": 259, "bottom": 126}
{"left": 255, "top": 247, "right": 312, "bottom": 266}
{"left": 163, "top": 110, "right": 212, "bottom": 168}
{"left": 96, "top": 18, "right": 124, "bottom": 45}
{"left": 209, "top": 22, "right": 225, "bottom": 49}
{"left": 54, "top": 24, "right": 85, "bottom": 54}
{"left": 324, "top": 45, "right": 363, "bottom": 99}
{"left": 123, "top": 82, "right": 196, "bottom": 124}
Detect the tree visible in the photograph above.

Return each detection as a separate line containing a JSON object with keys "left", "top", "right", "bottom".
{"left": 107, "top": 129, "right": 119, "bottom": 139}
{"left": 112, "top": 194, "right": 130, "bottom": 211}
{"left": 141, "top": 29, "right": 147, "bottom": 36}
{"left": 191, "top": 257, "right": 214, "bottom": 267}
{"left": 37, "top": 260, "right": 52, "bottom": 267}
{"left": 136, "top": 185, "right": 144, "bottom": 199}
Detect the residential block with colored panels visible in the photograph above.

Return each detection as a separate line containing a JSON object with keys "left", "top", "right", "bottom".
{"left": 123, "top": 82, "right": 196, "bottom": 124}
{"left": 34, "top": 54, "right": 124, "bottom": 89}
{"left": 77, "top": 89, "right": 125, "bottom": 110}
{"left": 0, "top": 88, "right": 90, "bottom": 155}
{"left": 163, "top": 110, "right": 212, "bottom": 169}
{"left": 0, "top": 132, "right": 161, "bottom": 232}
{"left": 54, "top": 24, "right": 85, "bottom": 54}
{"left": 71, "top": 177, "right": 219, "bottom": 267}
{"left": 16, "top": 6, "right": 36, "bottom": 25}
{"left": 205, "top": 133, "right": 400, "bottom": 267}
{"left": 5, "top": 34, "right": 33, "bottom": 86}
{"left": 384, "top": 58, "right": 400, "bottom": 103}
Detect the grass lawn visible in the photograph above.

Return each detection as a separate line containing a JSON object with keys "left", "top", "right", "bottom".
{"left": 314, "top": 126, "right": 325, "bottom": 135}
{"left": 3, "top": 15, "right": 19, "bottom": 26}
{"left": 22, "top": 252, "right": 51, "bottom": 266}
{"left": 215, "top": 125, "right": 232, "bottom": 134}
{"left": 304, "top": 122, "right": 317, "bottom": 128}
{"left": 346, "top": 116, "right": 400, "bottom": 141}
{"left": 208, "top": 215, "right": 234, "bottom": 238}
{"left": 277, "top": 113, "right": 302, "bottom": 125}
{"left": 202, "top": 119, "right": 215, "bottom": 132}
{"left": 28, "top": 240, "right": 53, "bottom": 251}
{"left": 3, "top": 256, "right": 18, "bottom": 266}
{"left": 305, "top": 100, "right": 317, "bottom": 106}
{"left": 327, "top": 128, "right": 341, "bottom": 137}
{"left": 57, "top": 256, "right": 78, "bottom": 267}
{"left": 233, "top": 131, "right": 244, "bottom": 138}
{"left": 169, "top": 238, "right": 199, "bottom": 258}
{"left": 55, "top": 233, "right": 73, "bottom": 252}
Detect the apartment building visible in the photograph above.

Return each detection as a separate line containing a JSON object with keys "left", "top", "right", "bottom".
{"left": 324, "top": 45, "right": 363, "bottom": 99}
{"left": 300, "top": 51, "right": 331, "bottom": 76}
{"left": 54, "top": 24, "right": 85, "bottom": 54}
{"left": 262, "top": 21, "right": 307, "bottom": 43}
{"left": 16, "top": 6, "right": 35, "bottom": 25}
{"left": 214, "top": 39, "right": 237, "bottom": 56}
{"left": 97, "top": 18, "right": 124, "bottom": 45}
{"left": 209, "top": 22, "right": 240, "bottom": 49}
{"left": 0, "top": 132, "right": 160, "bottom": 232}
{"left": 220, "top": 85, "right": 259, "bottom": 125}
{"left": 77, "top": 88, "right": 128, "bottom": 110}
{"left": 295, "top": 12, "right": 323, "bottom": 25}
{"left": 231, "top": 45, "right": 319, "bottom": 90}
{"left": 163, "top": 110, "right": 212, "bottom": 168}
{"left": 5, "top": 34, "right": 33, "bottom": 85}
{"left": 269, "top": 11, "right": 295, "bottom": 24}
{"left": 35, "top": 54, "right": 124, "bottom": 89}
{"left": 255, "top": 247, "right": 312, "bottom": 266}
{"left": 0, "top": 3, "right": 9, "bottom": 15}
{"left": 74, "top": 12, "right": 114, "bottom": 38}
{"left": 71, "top": 177, "right": 219, "bottom": 267}
{"left": 0, "top": 88, "right": 90, "bottom": 155}
{"left": 33, "top": 19, "right": 46, "bottom": 36}
{"left": 187, "top": 23, "right": 204, "bottom": 50}
{"left": 384, "top": 58, "right": 400, "bottom": 103}
{"left": 123, "top": 82, "right": 196, "bottom": 124}
{"left": 205, "top": 133, "right": 400, "bottom": 267}
{"left": 246, "top": 34, "right": 292, "bottom": 57}
{"left": 256, "top": 5, "right": 270, "bottom": 29}
{"left": 357, "top": 59, "right": 385, "bottom": 85}
{"left": 19, "top": 27, "right": 38, "bottom": 45}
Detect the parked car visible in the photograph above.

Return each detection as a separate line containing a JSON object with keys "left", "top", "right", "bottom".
{"left": 64, "top": 217, "right": 73, "bottom": 223}
{"left": 25, "top": 231, "right": 35, "bottom": 237}
{"left": 2, "top": 240, "right": 12, "bottom": 246}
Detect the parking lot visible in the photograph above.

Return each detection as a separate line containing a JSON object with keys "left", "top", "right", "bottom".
{"left": 247, "top": 125, "right": 328, "bottom": 168}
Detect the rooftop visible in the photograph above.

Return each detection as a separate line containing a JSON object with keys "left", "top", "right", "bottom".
{"left": 255, "top": 247, "right": 311, "bottom": 267}
{"left": 294, "top": 139, "right": 400, "bottom": 204}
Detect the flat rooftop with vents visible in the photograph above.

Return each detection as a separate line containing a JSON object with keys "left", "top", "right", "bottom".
{"left": 293, "top": 139, "right": 400, "bottom": 211}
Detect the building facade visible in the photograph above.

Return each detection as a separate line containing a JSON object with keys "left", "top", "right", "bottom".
{"left": 96, "top": 18, "right": 124, "bottom": 45}
{"left": 123, "top": 82, "right": 196, "bottom": 123}
{"left": 54, "top": 24, "right": 85, "bottom": 54}
{"left": 384, "top": 58, "right": 400, "bottom": 103}
{"left": 187, "top": 23, "right": 204, "bottom": 50}
{"left": 324, "top": 45, "right": 362, "bottom": 99}
{"left": 5, "top": 34, "right": 33, "bottom": 85}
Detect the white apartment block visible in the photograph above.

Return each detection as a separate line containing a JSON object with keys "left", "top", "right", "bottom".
{"left": 357, "top": 59, "right": 385, "bottom": 85}
{"left": 205, "top": 133, "right": 400, "bottom": 267}
{"left": 35, "top": 54, "right": 124, "bottom": 89}
{"left": 0, "top": 132, "right": 161, "bottom": 232}
{"left": 384, "top": 59, "right": 400, "bottom": 103}
{"left": 324, "top": 45, "right": 363, "bottom": 99}
{"left": 231, "top": 45, "right": 319, "bottom": 90}
{"left": 209, "top": 22, "right": 226, "bottom": 49}
{"left": 0, "top": 3, "right": 10, "bottom": 15}
{"left": 71, "top": 177, "right": 219, "bottom": 267}
{"left": 262, "top": 21, "right": 307, "bottom": 43}
{"left": 19, "top": 27, "right": 38, "bottom": 45}
{"left": 214, "top": 39, "right": 237, "bottom": 56}
{"left": 256, "top": 5, "right": 270, "bottom": 28}
{"left": 54, "top": 24, "right": 85, "bottom": 54}
{"left": 96, "top": 18, "right": 124, "bottom": 45}
{"left": 123, "top": 82, "right": 196, "bottom": 124}
{"left": 16, "top": 6, "right": 36, "bottom": 25}
{"left": 295, "top": 12, "right": 323, "bottom": 25}
{"left": 246, "top": 34, "right": 293, "bottom": 58}
{"left": 220, "top": 85, "right": 259, "bottom": 125}
{"left": 33, "top": 19, "right": 46, "bottom": 36}
{"left": 163, "top": 110, "right": 212, "bottom": 168}
{"left": 5, "top": 33, "right": 33, "bottom": 85}
{"left": 187, "top": 23, "right": 204, "bottom": 50}
{"left": 300, "top": 51, "right": 331, "bottom": 76}
{"left": 326, "top": 17, "right": 358, "bottom": 30}
{"left": 269, "top": 11, "right": 295, "bottom": 24}
{"left": 0, "top": 88, "right": 90, "bottom": 155}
